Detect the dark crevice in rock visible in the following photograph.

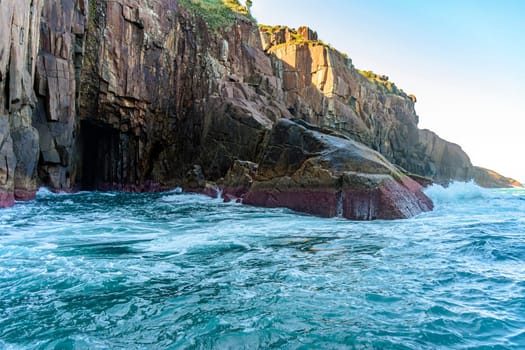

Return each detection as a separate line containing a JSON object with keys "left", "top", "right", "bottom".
{"left": 79, "top": 119, "right": 120, "bottom": 190}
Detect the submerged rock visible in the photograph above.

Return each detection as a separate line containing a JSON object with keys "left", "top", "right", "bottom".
{"left": 243, "top": 119, "right": 433, "bottom": 220}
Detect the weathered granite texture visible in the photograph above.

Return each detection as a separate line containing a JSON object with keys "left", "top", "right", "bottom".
{"left": 242, "top": 119, "right": 433, "bottom": 220}
{"left": 35, "top": 0, "right": 89, "bottom": 191}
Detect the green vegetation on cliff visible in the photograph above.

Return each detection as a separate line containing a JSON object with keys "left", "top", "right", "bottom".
{"left": 258, "top": 24, "right": 332, "bottom": 49}
{"left": 258, "top": 24, "right": 351, "bottom": 62}
{"left": 258, "top": 24, "right": 305, "bottom": 43}
{"left": 358, "top": 69, "right": 405, "bottom": 95}
{"left": 179, "top": 0, "right": 253, "bottom": 29}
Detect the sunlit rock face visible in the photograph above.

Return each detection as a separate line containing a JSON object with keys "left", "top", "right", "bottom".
{"left": 259, "top": 25, "right": 477, "bottom": 185}
{"left": 0, "top": 1, "right": 518, "bottom": 213}
{"left": 472, "top": 167, "right": 523, "bottom": 188}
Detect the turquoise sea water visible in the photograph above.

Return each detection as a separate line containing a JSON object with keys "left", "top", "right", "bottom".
{"left": 0, "top": 183, "right": 524, "bottom": 349}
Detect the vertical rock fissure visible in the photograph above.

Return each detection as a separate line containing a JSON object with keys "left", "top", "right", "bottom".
{"left": 336, "top": 189, "right": 343, "bottom": 217}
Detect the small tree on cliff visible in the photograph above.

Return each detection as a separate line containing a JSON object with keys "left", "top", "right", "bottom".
{"left": 246, "top": 0, "right": 252, "bottom": 12}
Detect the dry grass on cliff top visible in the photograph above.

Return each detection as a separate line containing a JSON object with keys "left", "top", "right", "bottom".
{"left": 358, "top": 69, "right": 407, "bottom": 95}
{"left": 179, "top": 0, "right": 253, "bottom": 29}
{"left": 258, "top": 24, "right": 344, "bottom": 53}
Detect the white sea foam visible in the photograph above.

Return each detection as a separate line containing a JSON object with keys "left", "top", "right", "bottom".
{"left": 424, "top": 181, "right": 494, "bottom": 204}
{"left": 36, "top": 187, "right": 55, "bottom": 197}
{"left": 160, "top": 193, "right": 212, "bottom": 203}
{"left": 166, "top": 187, "right": 183, "bottom": 194}
{"left": 35, "top": 187, "right": 74, "bottom": 197}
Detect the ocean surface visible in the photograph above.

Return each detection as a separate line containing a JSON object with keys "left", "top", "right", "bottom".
{"left": 0, "top": 182, "right": 524, "bottom": 349}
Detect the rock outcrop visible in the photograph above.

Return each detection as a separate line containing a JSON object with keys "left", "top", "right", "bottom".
{"left": 258, "top": 25, "right": 481, "bottom": 185}
{"left": 472, "top": 167, "right": 523, "bottom": 188}
{"left": 0, "top": 0, "right": 519, "bottom": 217}
{"left": 221, "top": 160, "right": 258, "bottom": 202}
{"left": 243, "top": 119, "right": 433, "bottom": 219}
{"left": 35, "top": 0, "right": 89, "bottom": 191}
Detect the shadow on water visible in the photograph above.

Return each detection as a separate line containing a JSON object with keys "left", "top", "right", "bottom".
{"left": 57, "top": 239, "right": 153, "bottom": 257}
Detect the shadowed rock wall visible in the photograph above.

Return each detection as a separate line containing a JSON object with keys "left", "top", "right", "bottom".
{"left": 0, "top": 0, "right": 44, "bottom": 206}
{"left": 76, "top": 0, "right": 282, "bottom": 190}
{"left": 35, "top": 0, "right": 89, "bottom": 191}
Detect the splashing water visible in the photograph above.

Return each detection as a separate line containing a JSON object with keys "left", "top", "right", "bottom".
{"left": 1, "top": 183, "right": 525, "bottom": 349}
{"left": 424, "top": 180, "right": 494, "bottom": 203}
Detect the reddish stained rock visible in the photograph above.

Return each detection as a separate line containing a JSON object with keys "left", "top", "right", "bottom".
{"left": 244, "top": 189, "right": 339, "bottom": 217}
{"left": 221, "top": 187, "right": 248, "bottom": 203}
{"left": 14, "top": 189, "right": 37, "bottom": 201}
{"left": 243, "top": 119, "right": 433, "bottom": 220}
{"left": 341, "top": 173, "right": 433, "bottom": 220}
{"left": 0, "top": 191, "right": 15, "bottom": 208}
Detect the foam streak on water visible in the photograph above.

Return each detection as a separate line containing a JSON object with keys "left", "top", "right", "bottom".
{"left": 1, "top": 183, "right": 525, "bottom": 349}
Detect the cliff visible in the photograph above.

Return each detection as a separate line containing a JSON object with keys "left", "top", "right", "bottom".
{"left": 0, "top": 0, "right": 88, "bottom": 207}
{"left": 256, "top": 25, "right": 520, "bottom": 187}
{"left": 0, "top": 0, "right": 519, "bottom": 216}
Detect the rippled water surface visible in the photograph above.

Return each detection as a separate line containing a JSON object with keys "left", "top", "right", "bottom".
{"left": 1, "top": 183, "right": 525, "bottom": 349}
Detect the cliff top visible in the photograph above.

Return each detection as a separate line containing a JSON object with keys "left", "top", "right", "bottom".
{"left": 178, "top": 3, "right": 411, "bottom": 98}
{"left": 179, "top": 0, "right": 254, "bottom": 29}
{"left": 258, "top": 24, "right": 410, "bottom": 98}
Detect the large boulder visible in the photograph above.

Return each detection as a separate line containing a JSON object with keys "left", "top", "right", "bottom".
{"left": 243, "top": 119, "right": 433, "bottom": 220}
{"left": 220, "top": 160, "right": 258, "bottom": 202}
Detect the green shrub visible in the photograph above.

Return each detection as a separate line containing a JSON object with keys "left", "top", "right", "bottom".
{"left": 179, "top": 0, "right": 253, "bottom": 30}
{"left": 357, "top": 69, "right": 402, "bottom": 94}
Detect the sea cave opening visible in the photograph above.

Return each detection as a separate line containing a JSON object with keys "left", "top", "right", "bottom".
{"left": 79, "top": 119, "right": 120, "bottom": 190}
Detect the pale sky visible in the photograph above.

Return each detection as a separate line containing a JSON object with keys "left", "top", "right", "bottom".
{"left": 250, "top": 0, "right": 525, "bottom": 182}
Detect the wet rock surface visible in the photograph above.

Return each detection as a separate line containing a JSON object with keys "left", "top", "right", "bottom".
{"left": 243, "top": 119, "right": 433, "bottom": 220}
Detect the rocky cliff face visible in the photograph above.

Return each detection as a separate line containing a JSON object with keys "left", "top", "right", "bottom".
{"left": 0, "top": 0, "right": 43, "bottom": 206}
{"left": 77, "top": 0, "right": 282, "bottom": 191}
{"left": 0, "top": 0, "right": 519, "bottom": 216}
{"left": 258, "top": 25, "right": 480, "bottom": 184}
{"left": 0, "top": 0, "right": 87, "bottom": 206}
{"left": 471, "top": 166, "right": 523, "bottom": 188}
{"left": 36, "top": 0, "right": 89, "bottom": 191}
